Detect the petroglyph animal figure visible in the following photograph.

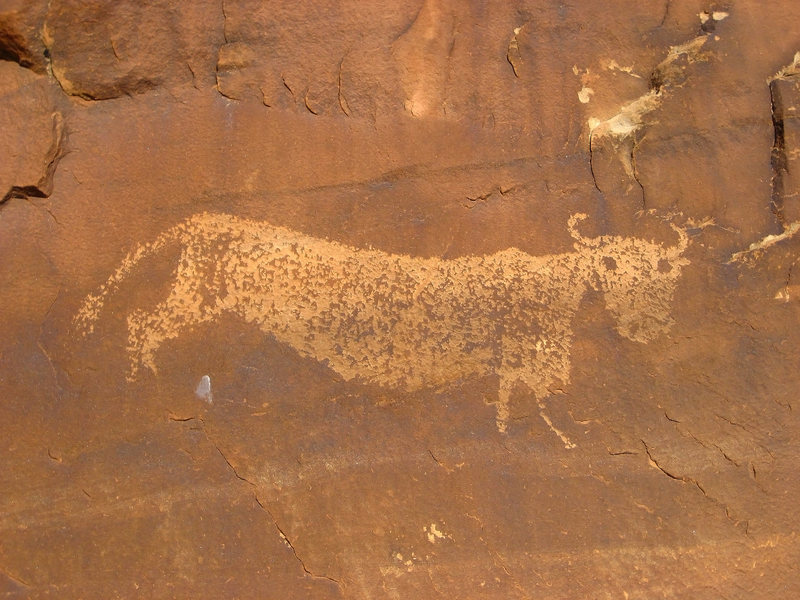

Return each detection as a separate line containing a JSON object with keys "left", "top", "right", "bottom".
{"left": 75, "top": 212, "right": 689, "bottom": 445}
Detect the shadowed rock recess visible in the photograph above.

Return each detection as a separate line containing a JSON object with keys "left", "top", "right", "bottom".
{"left": 1, "top": 2, "right": 799, "bottom": 598}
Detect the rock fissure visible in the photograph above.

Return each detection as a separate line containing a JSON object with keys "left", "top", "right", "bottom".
{"left": 769, "top": 80, "right": 788, "bottom": 226}
{"left": 784, "top": 256, "right": 800, "bottom": 295}
{"left": 767, "top": 51, "right": 800, "bottom": 228}
{"left": 641, "top": 440, "right": 746, "bottom": 532}
{"left": 427, "top": 448, "right": 456, "bottom": 473}
{"left": 675, "top": 419, "right": 743, "bottom": 469}
{"left": 465, "top": 184, "right": 516, "bottom": 206}
{"left": 506, "top": 24, "right": 525, "bottom": 78}
{"left": 0, "top": 35, "right": 38, "bottom": 72}
{"left": 2, "top": 111, "right": 66, "bottom": 204}
{"left": 282, "top": 75, "right": 295, "bottom": 100}
{"left": 213, "top": 0, "right": 237, "bottom": 100}
{"left": 657, "top": 0, "right": 671, "bottom": 28}
{"left": 0, "top": 564, "right": 30, "bottom": 588}
{"left": 337, "top": 55, "right": 350, "bottom": 116}
{"left": 257, "top": 496, "right": 343, "bottom": 588}
{"left": 630, "top": 132, "right": 646, "bottom": 208}
{"left": 588, "top": 146, "right": 602, "bottom": 193}
{"left": 182, "top": 416, "right": 342, "bottom": 587}
{"left": 2, "top": 185, "right": 45, "bottom": 205}
{"left": 220, "top": 0, "right": 229, "bottom": 44}
{"left": 641, "top": 440, "right": 683, "bottom": 481}
{"left": 303, "top": 90, "right": 318, "bottom": 115}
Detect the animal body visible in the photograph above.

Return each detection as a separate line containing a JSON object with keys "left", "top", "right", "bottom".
{"left": 75, "top": 212, "right": 689, "bottom": 444}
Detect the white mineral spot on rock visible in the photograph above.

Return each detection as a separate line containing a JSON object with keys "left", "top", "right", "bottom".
{"left": 769, "top": 52, "right": 800, "bottom": 82}
{"left": 602, "top": 59, "right": 640, "bottom": 77}
{"left": 729, "top": 221, "right": 800, "bottom": 262}
{"left": 424, "top": 522, "right": 449, "bottom": 543}
{"left": 578, "top": 86, "right": 594, "bottom": 103}
{"left": 699, "top": 11, "right": 729, "bottom": 24}
{"left": 195, "top": 375, "right": 212, "bottom": 404}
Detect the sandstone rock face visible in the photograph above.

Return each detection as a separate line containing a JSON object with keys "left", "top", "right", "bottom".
{"left": 1, "top": 2, "right": 800, "bottom": 598}
{"left": 0, "top": 62, "right": 64, "bottom": 203}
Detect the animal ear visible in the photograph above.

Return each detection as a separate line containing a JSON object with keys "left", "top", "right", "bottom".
{"left": 567, "top": 213, "right": 590, "bottom": 245}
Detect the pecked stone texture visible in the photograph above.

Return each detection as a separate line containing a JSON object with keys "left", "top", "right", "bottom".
{"left": 1, "top": 1, "right": 800, "bottom": 599}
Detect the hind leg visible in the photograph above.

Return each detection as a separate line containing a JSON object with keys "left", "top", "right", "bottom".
{"left": 125, "top": 261, "right": 220, "bottom": 380}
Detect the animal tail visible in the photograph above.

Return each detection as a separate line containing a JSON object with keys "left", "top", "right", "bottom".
{"left": 73, "top": 221, "right": 188, "bottom": 337}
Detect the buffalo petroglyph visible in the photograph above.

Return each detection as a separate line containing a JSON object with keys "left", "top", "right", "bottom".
{"left": 75, "top": 212, "right": 689, "bottom": 443}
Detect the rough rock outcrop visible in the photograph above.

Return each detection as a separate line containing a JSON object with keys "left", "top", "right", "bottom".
{"left": 0, "top": 63, "right": 64, "bottom": 203}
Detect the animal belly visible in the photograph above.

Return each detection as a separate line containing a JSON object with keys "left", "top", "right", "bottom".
{"left": 219, "top": 252, "right": 495, "bottom": 391}
{"left": 231, "top": 291, "right": 492, "bottom": 390}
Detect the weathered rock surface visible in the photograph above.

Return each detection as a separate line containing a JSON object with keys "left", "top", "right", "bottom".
{"left": 0, "top": 62, "right": 64, "bottom": 203}
{"left": 0, "top": 0, "right": 48, "bottom": 74}
{"left": 2, "top": 1, "right": 800, "bottom": 598}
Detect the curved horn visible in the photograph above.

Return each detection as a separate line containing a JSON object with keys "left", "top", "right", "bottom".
{"left": 667, "top": 222, "right": 690, "bottom": 257}
{"left": 567, "top": 213, "right": 590, "bottom": 244}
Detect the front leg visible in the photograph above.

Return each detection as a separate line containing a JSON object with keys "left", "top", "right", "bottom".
{"left": 497, "top": 327, "right": 577, "bottom": 447}
{"left": 495, "top": 369, "right": 576, "bottom": 448}
{"left": 493, "top": 377, "right": 515, "bottom": 434}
